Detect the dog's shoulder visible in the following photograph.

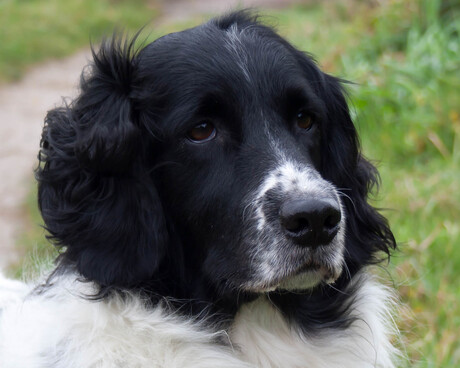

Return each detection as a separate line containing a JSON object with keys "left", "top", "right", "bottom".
{"left": 0, "top": 272, "right": 30, "bottom": 309}
{"left": 0, "top": 273, "right": 251, "bottom": 368}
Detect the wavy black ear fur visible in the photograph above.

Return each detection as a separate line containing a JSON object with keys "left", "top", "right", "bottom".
{"left": 37, "top": 35, "right": 169, "bottom": 291}
{"left": 293, "top": 50, "right": 396, "bottom": 276}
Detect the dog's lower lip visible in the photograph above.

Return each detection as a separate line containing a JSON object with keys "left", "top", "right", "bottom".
{"left": 290, "top": 261, "right": 339, "bottom": 283}
{"left": 289, "top": 263, "right": 326, "bottom": 277}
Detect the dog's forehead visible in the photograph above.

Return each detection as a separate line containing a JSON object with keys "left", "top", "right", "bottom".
{"left": 140, "top": 21, "right": 301, "bottom": 94}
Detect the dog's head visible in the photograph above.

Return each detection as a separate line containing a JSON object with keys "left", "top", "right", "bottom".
{"left": 38, "top": 12, "right": 395, "bottom": 300}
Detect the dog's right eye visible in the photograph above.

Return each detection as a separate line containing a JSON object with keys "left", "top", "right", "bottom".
{"left": 187, "top": 122, "right": 216, "bottom": 143}
{"left": 296, "top": 111, "right": 314, "bottom": 131}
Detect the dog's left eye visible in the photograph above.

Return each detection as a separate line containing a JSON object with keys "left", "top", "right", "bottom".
{"left": 296, "top": 111, "right": 314, "bottom": 131}
{"left": 187, "top": 122, "right": 217, "bottom": 143}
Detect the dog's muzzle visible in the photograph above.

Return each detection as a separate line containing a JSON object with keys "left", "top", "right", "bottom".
{"left": 242, "top": 160, "right": 346, "bottom": 292}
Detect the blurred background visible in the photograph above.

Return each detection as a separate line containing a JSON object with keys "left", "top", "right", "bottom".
{"left": 0, "top": 0, "right": 458, "bottom": 366}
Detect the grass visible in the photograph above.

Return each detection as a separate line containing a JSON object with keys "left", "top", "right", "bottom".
{"left": 6, "top": 0, "right": 460, "bottom": 366}
{"left": 0, "top": 0, "right": 158, "bottom": 82}
{"left": 338, "top": 3, "right": 460, "bottom": 365}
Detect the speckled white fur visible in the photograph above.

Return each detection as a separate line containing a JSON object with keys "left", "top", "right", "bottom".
{"left": 243, "top": 158, "right": 346, "bottom": 291}
{"left": 225, "top": 24, "right": 251, "bottom": 83}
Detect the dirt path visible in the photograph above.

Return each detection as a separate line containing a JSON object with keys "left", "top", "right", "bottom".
{"left": 0, "top": 0, "right": 299, "bottom": 270}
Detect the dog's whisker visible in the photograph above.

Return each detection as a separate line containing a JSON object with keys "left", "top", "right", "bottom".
{"left": 337, "top": 190, "right": 357, "bottom": 212}
{"left": 342, "top": 261, "right": 352, "bottom": 281}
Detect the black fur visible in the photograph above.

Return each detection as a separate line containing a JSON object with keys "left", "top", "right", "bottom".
{"left": 37, "top": 11, "right": 396, "bottom": 331}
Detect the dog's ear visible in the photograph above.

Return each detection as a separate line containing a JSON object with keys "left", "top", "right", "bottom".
{"left": 37, "top": 35, "right": 169, "bottom": 290}
{"left": 294, "top": 52, "right": 396, "bottom": 271}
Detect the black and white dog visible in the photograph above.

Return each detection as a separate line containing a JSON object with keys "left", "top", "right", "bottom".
{"left": 0, "top": 12, "right": 399, "bottom": 367}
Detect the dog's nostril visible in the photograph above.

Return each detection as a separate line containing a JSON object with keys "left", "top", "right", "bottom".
{"left": 280, "top": 198, "right": 341, "bottom": 247}
{"left": 324, "top": 212, "right": 341, "bottom": 230}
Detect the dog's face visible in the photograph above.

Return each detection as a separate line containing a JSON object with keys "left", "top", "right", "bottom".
{"left": 140, "top": 23, "right": 345, "bottom": 293}
{"left": 38, "top": 12, "right": 394, "bottom": 301}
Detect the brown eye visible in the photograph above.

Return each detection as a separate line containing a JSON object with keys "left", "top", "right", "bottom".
{"left": 296, "top": 111, "right": 313, "bottom": 130}
{"left": 187, "top": 122, "right": 216, "bottom": 142}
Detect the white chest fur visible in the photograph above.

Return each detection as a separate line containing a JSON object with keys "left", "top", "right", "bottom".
{"left": 230, "top": 276, "right": 398, "bottom": 368}
{"left": 0, "top": 274, "right": 398, "bottom": 368}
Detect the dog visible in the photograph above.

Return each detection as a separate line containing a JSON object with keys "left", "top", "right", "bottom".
{"left": 0, "top": 11, "right": 399, "bottom": 367}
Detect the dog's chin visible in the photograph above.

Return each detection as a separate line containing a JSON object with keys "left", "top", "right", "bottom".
{"left": 275, "top": 265, "right": 341, "bottom": 291}
{"left": 275, "top": 270, "right": 323, "bottom": 291}
{"left": 242, "top": 262, "right": 343, "bottom": 293}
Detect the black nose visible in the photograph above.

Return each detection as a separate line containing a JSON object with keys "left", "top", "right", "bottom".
{"left": 279, "top": 198, "right": 341, "bottom": 247}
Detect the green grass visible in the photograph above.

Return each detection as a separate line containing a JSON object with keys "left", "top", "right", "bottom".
{"left": 0, "top": 0, "right": 158, "bottom": 82}
{"left": 338, "top": 3, "right": 460, "bottom": 365}
{"left": 9, "top": 0, "right": 460, "bottom": 366}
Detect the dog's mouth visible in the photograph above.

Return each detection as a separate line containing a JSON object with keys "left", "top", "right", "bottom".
{"left": 241, "top": 257, "right": 343, "bottom": 293}
{"left": 275, "top": 262, "right": 341, "bottom": 291}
